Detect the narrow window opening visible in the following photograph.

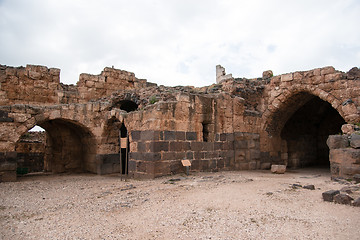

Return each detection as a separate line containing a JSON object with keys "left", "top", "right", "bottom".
{"left": 202, "top": 123, "right": 209, "bottom": 142}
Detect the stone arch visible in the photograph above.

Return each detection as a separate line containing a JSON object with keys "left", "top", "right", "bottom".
{"left": 16, "top": 113, "right": 97, "bottom": 174}
{"left": 109, "top": 92, "right": 140, "bottom": 112}
{"left": 263, "top": 86, "right": 346, "bottom": 136}
{"left": 262, "top": 87, "right": 346, "bottom": 168}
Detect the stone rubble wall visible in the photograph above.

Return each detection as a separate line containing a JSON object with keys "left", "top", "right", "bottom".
{"left": 0, "top": 64, "right": 149, "bottom": 105}
{"left": 327, "top": 131, "right": 360, "bottom": 178}
{"left": 0, "top": 63, "right": 360, "bottom": 181}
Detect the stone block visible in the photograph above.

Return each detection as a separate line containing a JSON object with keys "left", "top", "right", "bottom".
{"left": 190, "top": 142, "right": 204, "bottom": 151}
{"left": 353, "top": 197, "right": 360, "bottom": 207}
{"left": 149, "top": 141, "right": 169, "bottom": 152}
{"left": 281, "top": 73, "right": 293, "bottom": 82}
{"left": 0, "top": 171, "right": 16, "bottom": 182}
{"left": 350, "top": 133, "right": 360, "bottom": 149}
{"left": 186, "top": 132, "right": 197, "bottom": 141}
{"left": 326, "top": 135, "right": 349, "bottom": 149}
{"left": 260, "top": 162, "right": 271, "bottom": 170}
{"left": 140, "top": 131, "right": 160, "bottom": 141}
{"left": 143, "top": 153, "right": 161, "bottom": 162}
{"left": 239, "top": 162, "right": 249, "bottom": 170}
{"left": 164, "top": 131, "right": 176, "bottom": 140}
{"left": 130, "top": 131, "right": 141, "bottom": 141}
{"left": 333, "top": 193, "right": 353, "bottom": 205}
{"left": 322, "top": 190, "right": 340, "bottom": 202}
{"left": 175, "top": 131, "right": 185, "bottom": 141}
{"left": 271, "top": 165, "right": 286, "bottom": 174}
{"left": 262, "top": 70, "right": 273, "bottom": 79}
{"left": 249, "top": 161, "right": 257, "bottom": 170}
{"left": 170, "top": 161, "right": 183, "bottom": 174}
{"left": 200, "top": 160, "right": 209, "bottom": 171}
{"left": 170, "top": 142, "right": 190, "bottom": 152}
{"left": 194, "top": 151, "right": 205, "bottom": 160}
{"left": 320, "top": 66, "right": 335, "bottom": 75}
{"left": 330, "top": 149, "right": 360, "bottom": 164}
{"left": 186, "top": 151, "right": 194, "bottom": 160}
{"left": 234, "top": 140, "right": 247, "bottom": 149}
{"left": 0, "top": 162, "right": 17, "bottom": 171}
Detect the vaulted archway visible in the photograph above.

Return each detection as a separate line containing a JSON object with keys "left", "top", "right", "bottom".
{"left": 18, "top": 118, "right": 97, "bottom": 174}
{"left": 263, "top": 91, "right": 346, "bottom": 168}
{"left": 280, "top": 95, "right": 345, "bottom": 168}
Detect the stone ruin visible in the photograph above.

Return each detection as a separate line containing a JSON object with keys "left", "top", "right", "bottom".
{"left": 0, "top": 64, "right": 359, "bottom": 182}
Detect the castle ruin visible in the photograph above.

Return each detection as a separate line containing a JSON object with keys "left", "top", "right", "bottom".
{"left": 0, "top": 64, "right": 359, "bottom": 182}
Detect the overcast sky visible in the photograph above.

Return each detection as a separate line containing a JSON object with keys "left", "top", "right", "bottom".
{"left": 1, "top": 0, "right": 359, "bottom": 87}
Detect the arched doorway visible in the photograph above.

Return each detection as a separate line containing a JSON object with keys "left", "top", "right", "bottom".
{"left": 15, "top": 125, "right": 46, "bottom": 175}
{"left": 280, "top": 93, "right": 345, "bottom": 168}
{"left": 34, "top": 119, "right": 96, "bottom": 173}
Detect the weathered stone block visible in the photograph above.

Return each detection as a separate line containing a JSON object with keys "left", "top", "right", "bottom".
{"left": 353, "top": 197, "right": 360, "bottom": 207}
{"left": 190, "top": 142, "right": 204, "bottom": 151}
{"left": 271, "top": 165, "right": 286, "bottom": 174}
{"left": 186, "top": 132, "right": 197, "bottom": 141}
{"left": 260, "top": 162, "right": 271, "bottom": 170}
{"left": 333, "top": 193, "right": 353, "bottom": 205}
{"left": 140, "top": 131, "right": 160, "bottom": 141}
{"left": 320, "top": 66, "right": 335, "bottom": 75}
{"left": 322, "top": 190, "right": 340, "bottom": 202}
{"left": 194, "top": 151, "right": 205, "bottom": 160}
{"left": 281, "top": 73, "right": 293, "bottom": 82}
{"left": 149, "top": 141, "right": 169, "bottom": 152}
{"left": 0, "top": 171, "right": 16, "bottom": 182}
{"left": 330, "top": 149, "right": 360, "bottom": 164}
{"left": 164, "top": 131, "right": 176, "bottom": 140}
{"left": 175, "top": 131, "right": 186, "bottom": 141}
{"left": 327, "top": 135, "right": 349, "bottom": 149}
{"left": 350, "top": 133, "right": 360, "bottom": 149}
{"left": 143, "top": 153, "right": 161, "bottom": 161}
{"left": 0, "top": 162, "right": 17, "bottom": 171}
{"left": 130, "top": 131, "right": 141, "bottom": 141}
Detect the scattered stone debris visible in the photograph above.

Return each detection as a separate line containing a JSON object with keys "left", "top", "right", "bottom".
{"left": 163, "top": 177, "right": 186, "bottom": 184}
{"left": 333, "top": 194, "right": 353, "bottom": 205}
{"left": 322, "top": 190, "right": 340, "bottom": 202}
{"left": 291, "top": 184, "right": 302, "bottom": 189}
{"left": 353, "top": 197, "right": 360, "bottom": 207}
{"left": 340, "top": 185, "right": 360, "bottom": 194}
{"left": 271, "top": 165, "right": 286, "bottom": 174}
{"left": 303, "top": 185, "right": 315, "bottom": 190}
{"left": 322, "top": 183, "right": 360, "bottom": 206}
{"left": 120, "top": 184, "right": 136, "bottom": 191}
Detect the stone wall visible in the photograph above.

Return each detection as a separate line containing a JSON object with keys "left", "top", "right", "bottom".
{"left": 0, "top": 63, "right": 359, "bottom": 181}
{"left": 327, "top": 126, "right": 360, "bottom": 178}
{"left": 15, "top": 131, "right": 45, "bottom": 173}
{"left": 0, "top": 64, "right": 149, "bottom": 105}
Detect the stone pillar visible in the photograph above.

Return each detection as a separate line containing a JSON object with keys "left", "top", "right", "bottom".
{"left": 0, "top": 152, "right": 17, "bottom": 182}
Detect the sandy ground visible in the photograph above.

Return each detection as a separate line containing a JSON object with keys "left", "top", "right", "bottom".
{"left": 1, "top": 169, "right": 359, "bottom": 240}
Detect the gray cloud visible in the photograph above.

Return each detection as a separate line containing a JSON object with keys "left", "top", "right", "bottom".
{"left": 0, "top": 0, "right": 359, "bottom": 86}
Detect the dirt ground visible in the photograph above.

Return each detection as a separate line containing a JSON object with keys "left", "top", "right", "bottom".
{"left": 1, "top": 169, "right": 359, "bottom": 240}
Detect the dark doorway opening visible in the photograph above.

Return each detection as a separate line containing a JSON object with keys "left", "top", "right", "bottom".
{"left": 120, "top": 124, "right": 129, "bottom": 175}
{"left": 281, "top": 95, "right": 345, "bottom": 168}
{"left": 118, "top": 100, "right": 138, "bottom": 112}
{"left": 202, "top": 122, "right": 210, "bottom": 142}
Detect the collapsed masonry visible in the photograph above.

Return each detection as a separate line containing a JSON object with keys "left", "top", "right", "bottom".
{"left": 0, "top": 64, "right": 359, "bottom": 182}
